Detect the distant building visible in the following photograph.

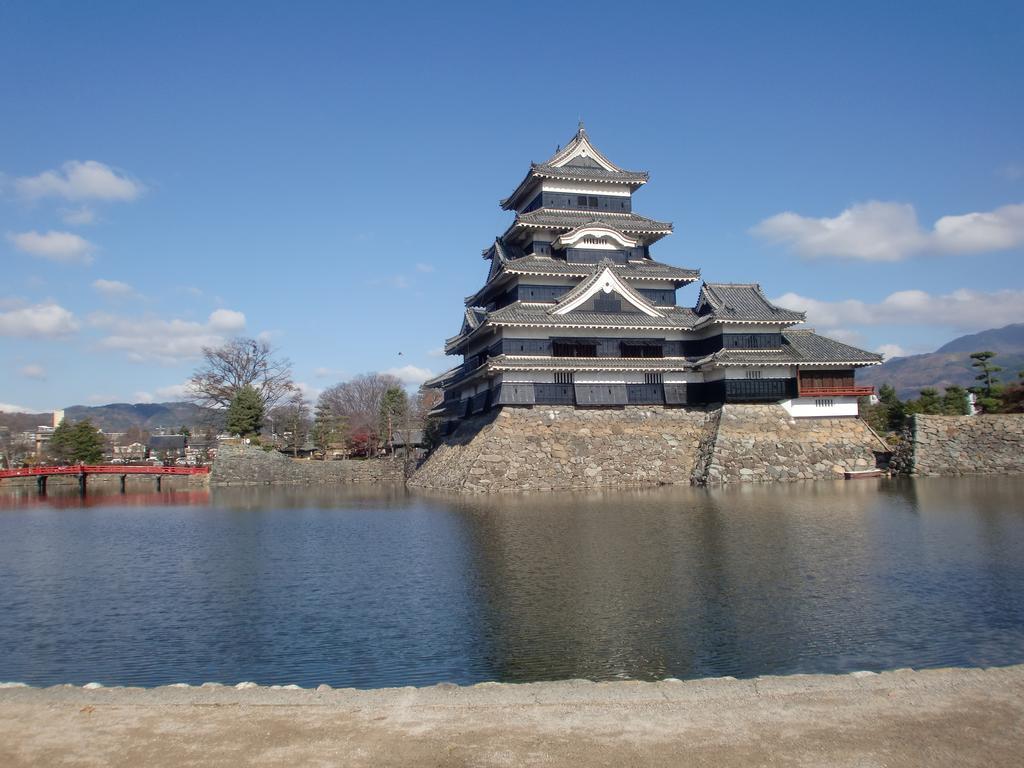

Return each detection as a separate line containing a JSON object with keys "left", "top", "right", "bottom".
{"left": 148, "top": 434, "right": 186, "bottom": 459}
{"left": 113, "top": 442, "right": 147, "bottom": 461}
{"left": 390, "top": 429, "right": 426, "bottom": 460}
{"left": 426, "top": 125, "right": 881, "bottom": 432}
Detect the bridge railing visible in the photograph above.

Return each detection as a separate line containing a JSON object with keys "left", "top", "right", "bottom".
{"left": 0, "top": 465, "right": 210, "bottom": 479}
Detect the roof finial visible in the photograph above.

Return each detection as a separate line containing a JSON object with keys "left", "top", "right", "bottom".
{"left": 578, "top": 118, "right": 585, "bottom": 133}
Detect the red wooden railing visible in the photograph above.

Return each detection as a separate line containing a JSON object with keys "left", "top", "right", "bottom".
{"left": 798, "top": 385, "right": 875, "bottom": 398}
{"left": 0, "top": 465, "right": 210, "bottom": 479}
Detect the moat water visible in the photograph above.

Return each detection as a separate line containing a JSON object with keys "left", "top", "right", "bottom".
{"left": 1, "top": 477, "right": 1022, "bottom": 688}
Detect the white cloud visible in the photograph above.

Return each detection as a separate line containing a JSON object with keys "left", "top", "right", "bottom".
{"left": 313, "top": 366, "right": 348, "bottom": 380}
{"left": 16, "top": 160, "right": 144, "bottom": 202}
{"left": 93, "top": 308, "right": 247, "bottom": 364}
{"left": 0, "top": 302, "right": 79, "bottom": 338}
{"left": 427, "top": 347, "right": 445, "bottom": 358}
{"left": 773, "top": 288, "right": 1024, "bottom": 332}
{"left": 753, "top": 201, "right": 1024, "bottom": 261}
{"left": 208, "top": 308, "right": 246, "bottom": 332}
{"left": 92, "top": 278, "right": 135, "bottom": 297}
{"left": 383, "top": 364, "right": 434, "bottom": 388}
{"left": 997, "top": 163, "right": 1024, "bottom": 181}
{"left": 932, "top": 205, "right": 1024, "bottom": 253}
{"left": 821, "top": 328, "right": 865, "bottom": 345}
{"left": 876, "top": 344, "right": 907, "bottom": 360}
{"left": 19, "top": 364, "right": 46, "bottom": 380}
{"left": 369, "top": 275, "right": 410, "bottom": 289}
{"left": 7, "top": 230, "right": 95, "bottom": 264}
{"left": 0, "top": 402, "right": 36, "bottom": 414}
{"left": 135, "top": 383, "right": 192, "bottom": 403}
{"left": 415, "top": 262, "right": 435, "bottom": 273}
{"left": 293, "top": 381, "right": 322, "bottom": 403}
{"left": 62, "top": 206, "right": 96, "bottom": 225}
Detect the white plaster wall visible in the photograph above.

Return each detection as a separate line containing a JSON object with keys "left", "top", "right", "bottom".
{"left": 574, "top": 371, "right": 647, "bottom": 384}
{"left": 723, "top": 366, "right": 797, "bottom": 379}
{"left": 780, "top": 397, "right": 860, "bottom": 418}
{"left": 498, "top": 371, "right": 555, "bottom": 384}
{"left": 541, "top": 181, "right": 632, "bottom": 197}
{"left": 663, "top": 371, "right": 702, "bottom": 384}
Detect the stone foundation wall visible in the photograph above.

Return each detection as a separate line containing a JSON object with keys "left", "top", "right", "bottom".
{"left": 409, "top": 406, "right": 712, "bottom": 492}
{"left": 893, "top": 414, "right": 1024, "bottom": 476}
{"left": 210, "top": 444, "right": 405, "bottom": 486}
{"left": 701, "top": 404, "right": 886, "bottom": 484}
{"left": 410, "top": 404, "right": 888, "bottom": 492}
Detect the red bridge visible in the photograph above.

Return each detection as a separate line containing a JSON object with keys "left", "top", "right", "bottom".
{"left": 0, "top": 464, "right": 209, "bottom": 494}
{"left": 0, "top": 465, "right": 209, "bottom": 479}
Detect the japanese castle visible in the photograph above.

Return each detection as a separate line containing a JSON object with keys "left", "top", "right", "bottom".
{"left": 426, "top": 125, "right": 880, "bottom": 431}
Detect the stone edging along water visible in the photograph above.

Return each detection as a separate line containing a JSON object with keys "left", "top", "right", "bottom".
{"left": 209, "top": 443, "right": 405, "bottom": 486}
{"left": 2, "top": 664, "right": 1020, "bottom": 700}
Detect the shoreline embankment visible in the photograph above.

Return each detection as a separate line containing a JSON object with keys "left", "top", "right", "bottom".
{"left": 2, "top": 665, "right": 1021, "bottom": 766}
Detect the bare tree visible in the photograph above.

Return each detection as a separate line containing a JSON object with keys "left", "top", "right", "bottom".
{"left": 268, "top": 392, "right": 312, "bottom": 457}
{"left": 189, "top": 337, "right": 296, "bottom": 411}
{"left": 318, "top": 372, "right": 402, "bottom": 456}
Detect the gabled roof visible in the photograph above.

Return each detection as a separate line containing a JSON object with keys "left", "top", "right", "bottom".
{"left": 511, "top": 209, "right": 672, "bottom": 236}
{"left": 697, "top": 330, "right": 883, "bottom": 368}
{"left": 549, "top": 263, "right": 664, "bottom": 318}
{"left": 423, "top": 365, "right": 464, "bottom": 388}
{"left": 694, "top": 283, "right": 805, "bottom": 324}
{"left": 462, "top": 255, "right": 699, "bottom": 308}
{"left": 488, "top": 303, "right": 699, "bottom": 330}
{"left": 546, "top": 123, "right": 630, "bottom": 171}
{"left": 481, "top": 239, "right": 523, "bottom": 262}
{"left": 444, "top": 307, "right": 488, "bottom": 351}
{"left": 500, "top": 125, "right": 649, "bottom": 210}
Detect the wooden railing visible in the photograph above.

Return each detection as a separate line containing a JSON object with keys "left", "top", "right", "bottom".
{"left": 798, "top": 385, "right": 875, "bottom": 397}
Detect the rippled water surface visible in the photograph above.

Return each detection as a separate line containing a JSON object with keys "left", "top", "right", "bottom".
{"left": 1, "top": 477, "right": 1022, "bottom": 688}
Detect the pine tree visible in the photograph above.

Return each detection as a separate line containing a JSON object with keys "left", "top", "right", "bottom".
{"left": 941, "top": 385, "right": 970, "bottom": 415}
{"left": 49, "top": 419, "right": 105, "bottom": 464}
{"left": 911, "top": 388, "right": 942, "bottom": 415}
{"left": 312, "top": 399, "right": 347, "bottom": 457}
{"left": 226, "top": 386, "right": 264, "bottom": 437}
{"left": 969, "top": 351, "right": 1003, "bottom": 412}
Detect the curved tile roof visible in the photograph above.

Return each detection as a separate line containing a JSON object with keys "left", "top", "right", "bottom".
{"left": 697, "top": 283, "right": 806, "bottom": 323}
{"left": 512, "top": 209, "right": 673, "bottom": 235}
{"left": 700, "top": 330, "right": 882, "bottom": 367}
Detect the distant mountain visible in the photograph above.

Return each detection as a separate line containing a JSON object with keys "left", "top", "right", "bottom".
{"left": 64, "top": 402, "right": 223, "bottom": 432}
{"left": 859, "top": 323, "right": 1024, "bottom": 400}
{"left": 0, "top": 402, "right": 223, "bottom": 434}
{"left": 934, "top": 324, "right": 1024, "bottom": 355}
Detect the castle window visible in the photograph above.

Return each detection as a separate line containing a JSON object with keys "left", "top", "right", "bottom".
{"left": 554, "top": 372, "right": 574, "bottom": 384}
{"left": 745, "top": 370, "right": 762, "bottom": 379}
{"left": 621, "top": 342, "right": 663, "bottom": 358}
{"left": 553, "top": 341, "right": 597, "bottom": 357}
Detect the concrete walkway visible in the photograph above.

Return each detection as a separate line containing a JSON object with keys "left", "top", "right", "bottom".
{"left": 2, "top": 666, "right": 1022, "bottom": 767}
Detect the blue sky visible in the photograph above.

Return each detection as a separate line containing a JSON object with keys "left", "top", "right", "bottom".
{"left": 2, "top": 0, "right": 1023, "bottom": 412}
